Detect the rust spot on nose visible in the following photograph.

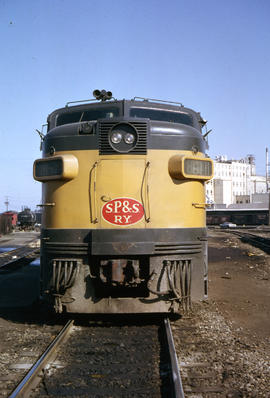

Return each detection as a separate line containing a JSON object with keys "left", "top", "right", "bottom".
{"left": 112, "top": 242, "right": 135, "bottom": 254}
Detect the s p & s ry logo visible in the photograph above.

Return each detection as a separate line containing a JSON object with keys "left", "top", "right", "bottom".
{"left": 102, "top": 198, "right": 144, "bottom": 226}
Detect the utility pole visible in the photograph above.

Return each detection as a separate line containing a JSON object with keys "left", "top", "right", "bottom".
{"left": 4, "top": 196, "right": 9, "bottom": 212}
{"left": 266, "top": 148, "right": 270, "bottom": 191}
{"left": 266, "top": 148, "right": 270, "bottom": 225}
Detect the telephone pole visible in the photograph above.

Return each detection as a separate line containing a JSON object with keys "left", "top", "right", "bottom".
{"left": 266, "top": 148, "right": 270, "bottom": 225}
{"left": 4, "top": 196, "right": 9, "bottom": 212}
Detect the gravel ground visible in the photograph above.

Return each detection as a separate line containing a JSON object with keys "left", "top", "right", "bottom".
{"left": 0, "top": 309, "right": 62, "bottom": 397}
{"left": 172, "top": 302, "right": 269, "bottom": 397}
{"left": 171, "top": 229, "right": 269, "bottom": 397}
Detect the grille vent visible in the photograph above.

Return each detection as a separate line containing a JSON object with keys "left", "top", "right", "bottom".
{"left": 154, "top": 242, "right": 202, "bottom": 254}
{"left": 99, "top": 121, "right": 148, "bottom": 155}
{"left": 45, "top": 242, "right": 88, "bottom": 256}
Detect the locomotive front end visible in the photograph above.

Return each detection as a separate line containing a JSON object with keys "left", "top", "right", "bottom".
{"left": 34, "top": 92, "right": 213, "bottom": 314}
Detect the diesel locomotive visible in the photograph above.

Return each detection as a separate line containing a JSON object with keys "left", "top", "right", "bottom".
{"left": 34, "top": 90, "right": 213, "bottom": 314}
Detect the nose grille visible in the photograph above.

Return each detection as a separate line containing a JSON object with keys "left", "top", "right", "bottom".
{"left": 99, "top": 121, "right": 148, "bottom": 155}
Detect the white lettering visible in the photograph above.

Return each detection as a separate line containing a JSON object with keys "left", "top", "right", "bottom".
{"left": 105, "top": 203, "right": 113, "bottom": 213}
{"left": 122, "top": 200, "right": 131, "bottom": 213}
{"left": 114, "top": 215, "right": 123, "bottom": 223}
{"left": 123, "top": 215, "right": 132, "bottom": 223}
{"left": 132, "top": 203, "right": 139, "bottom": 213}
{"left": 114, "top": 201, "right": 122, "bottom": 213}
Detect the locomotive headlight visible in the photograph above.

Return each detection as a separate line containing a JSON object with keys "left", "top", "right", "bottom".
{"left": 124, "top": 133, "right": 135, "bottom": 144}
{"left": 109, "top": 123, "right": 138, "bottom": 153}
{"left": 111, "top": 132, "right": 122, "bottom": 144}
{"left": 33, "top": 155, "right": 79, "bottom": 182}
{"left": 169, "top": 155, "right": 213, "bottom": 180}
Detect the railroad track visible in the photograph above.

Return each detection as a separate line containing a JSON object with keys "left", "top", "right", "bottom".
{"left": 225, "top": 230, "right": 270, "bottom": 254}
{"left": 8, "top": 320, "right": 74, "bottom": 398}
{"left": 163, "top": 318, "right": 185, "bottom": 398}
{"left": 174, "top": 317, "right": 232, "bottom": 396}
{"left": 8, "top": 317, "right": 184, "bottom": 398}
{"left": 0, "top": 245, "right": 39, "bottom": 270}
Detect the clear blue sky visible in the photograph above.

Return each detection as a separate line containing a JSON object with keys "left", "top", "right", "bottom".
{"left": 0, "top": 0, "right": 269, "bottom": 212}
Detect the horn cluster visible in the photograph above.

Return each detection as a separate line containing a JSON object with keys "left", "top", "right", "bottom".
{"left": 93, "top": 89, "right": 113, "bottom": 101}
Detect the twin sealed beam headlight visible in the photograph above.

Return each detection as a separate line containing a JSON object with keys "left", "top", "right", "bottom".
{"left": 169, "top": 155, "right": 213, "bottom": 180}
{"left": 33, "top": 155, "right": 79, "bottom": 182}
{"left": 109, "top": 123, "right": 137, "bottom": 153}
{"left": 111, "top": 132, "right": 135, "bottom": 144}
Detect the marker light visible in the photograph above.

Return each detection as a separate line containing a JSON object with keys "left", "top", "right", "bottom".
{"left": 184, "top": 158, "right": 213, "bottom": 176}
{"left": 33, "top": 155, "right": 79, "bottom": 182}
{"left": 168, "top": 155, "right": 213, "bottom": 180}
{"left": 35, "top": 158, "right": 62, "bottom": 178}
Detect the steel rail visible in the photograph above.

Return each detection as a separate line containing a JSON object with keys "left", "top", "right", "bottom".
{"left": 8, "top": 319, "right": 74, "bottom": 398}
{"left": 0, "top": 247, "right": 27, "bottom": 261}
{"left": 0, "top": 247, "right": 39, "bottom": 269}
{"left": 164, "top": 318, "right": 185, "bottom": 398}
{"left": 230, "top": 231, "right": 270, "bottom": 253}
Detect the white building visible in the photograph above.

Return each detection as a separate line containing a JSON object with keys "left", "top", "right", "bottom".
{"left": 250, "top": 175, "right": 267, "bottom": 194}
{"left": 206, "top": 155, "right": 267, "bottom": 206}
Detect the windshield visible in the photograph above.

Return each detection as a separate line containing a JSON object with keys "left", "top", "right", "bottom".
{"left": 56, "top": 107, "right": 120, "bottom": 126}
{"left": 130, "top": 108, "right": 194, "bottom": 126}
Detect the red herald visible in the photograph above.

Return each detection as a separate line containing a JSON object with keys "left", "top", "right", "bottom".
{"left": 102, "top": 198, "right": 144, "bottom": 225}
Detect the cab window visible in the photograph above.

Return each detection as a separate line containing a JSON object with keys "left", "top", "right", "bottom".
{"left": 130, "top": 108, "right": 193, "bottom": 126}
{"left": 56, "top": 107, "right": 120, "bottom": 126}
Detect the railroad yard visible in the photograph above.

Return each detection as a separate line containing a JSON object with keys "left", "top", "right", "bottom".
{"left": 0, "top": 230, "right": 269, "bottom": 397}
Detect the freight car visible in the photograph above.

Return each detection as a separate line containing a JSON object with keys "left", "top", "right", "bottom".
{"left": 0, "top": 213, "right": 12, "bottom": 235}
{"left": 207, "top": 208, "right": 269, "bottom": 226}
{"left": 34, "top": 90, "right": 213, "bottom": 314}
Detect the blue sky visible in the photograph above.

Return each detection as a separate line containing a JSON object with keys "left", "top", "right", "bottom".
{"left": 0, "top": 0, "right": 269, "bottom": 212}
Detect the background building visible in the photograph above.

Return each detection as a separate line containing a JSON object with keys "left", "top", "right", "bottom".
{"left": 206, "top": 154, "right": 267, "bottom": 207}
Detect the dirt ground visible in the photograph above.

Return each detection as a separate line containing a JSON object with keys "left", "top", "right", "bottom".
{"left": 208, "top": 229, "right": 270, "bottom": 340}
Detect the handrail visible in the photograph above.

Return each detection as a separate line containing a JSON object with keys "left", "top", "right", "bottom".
{"left": 141, "top": 161, "right": 151, "bottom": 222}
{"left": 89, "top": 162, "right": 98, "bottom": 223}
{"left": 133, "top": 97, "right": 184, "bottom": 107}
{"left": 65, "top": 98, "right": 97, "bottom": 107}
